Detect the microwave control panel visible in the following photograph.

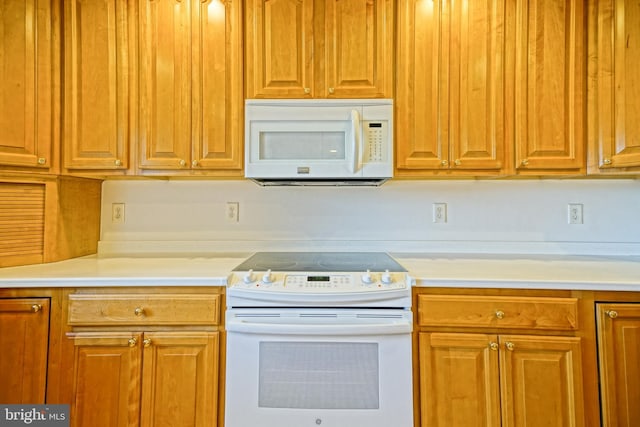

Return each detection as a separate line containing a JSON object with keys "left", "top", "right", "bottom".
{"left": 363, "top": 121, "right": 388, "bottom": 162}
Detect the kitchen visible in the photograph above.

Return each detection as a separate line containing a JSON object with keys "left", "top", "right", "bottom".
{"left": 1, "top": 0, "right": 640, "bottom": 426}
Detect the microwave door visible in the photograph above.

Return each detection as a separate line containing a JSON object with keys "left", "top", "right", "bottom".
{"left": 246, "top": 120, "right": 364, "bottom": 179}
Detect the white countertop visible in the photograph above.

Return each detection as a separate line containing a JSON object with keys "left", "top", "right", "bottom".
{"left": 0, "top": 253, "right": 639, "bottom": 291}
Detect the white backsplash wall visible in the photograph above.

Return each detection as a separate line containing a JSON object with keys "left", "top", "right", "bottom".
{"left": 99, "top": 179, "right": 640, "bottom": 255}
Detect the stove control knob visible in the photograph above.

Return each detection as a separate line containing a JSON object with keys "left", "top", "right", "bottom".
{"left": 243, "top": 269, "right": 254, "bottom": 284}
{"left": 361, "top": 269, "right": 374, "bottom": 285}
{"left": 381, "top": 270, "right": 393, "bottom": 285}
{"left": 262, "top": 269, "right": 274, "bottom": 284}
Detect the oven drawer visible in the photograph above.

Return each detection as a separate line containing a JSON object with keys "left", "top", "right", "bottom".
{"left": 417, "top": 295, "right": 579, "bottom": 330}
{"left": 68, "top": 294, "right": 220, "bottom": 326}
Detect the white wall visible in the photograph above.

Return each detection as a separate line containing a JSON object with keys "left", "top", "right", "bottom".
{"left": 99, "top": 179, "right": 640, "bottom": 255}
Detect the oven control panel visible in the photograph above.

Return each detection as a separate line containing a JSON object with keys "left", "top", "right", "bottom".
{"left": 230, "top": 270, "right": 408, "bottom": 292}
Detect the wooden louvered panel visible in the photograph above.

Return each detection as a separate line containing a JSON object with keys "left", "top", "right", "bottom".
{"left": 0, "top": 183, "right": 45, "bottom": 260}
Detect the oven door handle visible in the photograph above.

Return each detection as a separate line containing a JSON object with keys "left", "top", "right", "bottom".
{"left": 226, "top": 318, "right": 412, "bottom": 336}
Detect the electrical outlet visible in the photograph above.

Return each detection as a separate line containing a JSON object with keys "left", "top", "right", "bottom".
{"left": 112, "top": 203, "right": 125, "bottom": 224}
{"left": 568, "top": 203, "right": 583, "bottom": 224}
{"left": 226, "top": 202, "right": 239, "bottom": 223}
{"left": 433, "top": 203, "right": 447, "bottom": 223}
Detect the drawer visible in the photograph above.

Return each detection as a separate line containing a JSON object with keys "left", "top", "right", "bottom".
{"left": 417, "top": 295, "right": 579, "bottom": 330}
{"left": 68, "top": 294, "right": 220, "bottom": 326}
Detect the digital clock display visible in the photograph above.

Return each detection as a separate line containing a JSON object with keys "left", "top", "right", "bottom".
{"left": 307, "top": 276, "right": 331, "bottom": 282}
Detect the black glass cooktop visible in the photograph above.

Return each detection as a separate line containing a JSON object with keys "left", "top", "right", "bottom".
{"left": 232, "top": 252, "right": 407, "bottom": 272}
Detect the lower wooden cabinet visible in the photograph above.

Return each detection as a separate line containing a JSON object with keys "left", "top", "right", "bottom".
{"left": 0, "top": 298, "right": 50, "bottom": 403}
{"left": 68, "top": 331, "right": 219, "bottom": 427}
{"left": 596, "top": 303, "right": 640, "bottom": 427}
{"left": 63, "top": 289, "right": 223, "bottom": 427}
{"left": 419, "top": 332, "right": 584, "bottom": 427}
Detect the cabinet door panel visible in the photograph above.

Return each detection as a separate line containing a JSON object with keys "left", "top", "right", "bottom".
{"left": 396, "top": 0, "right": 449, "bottom": 170}
{"left": 513, "top": 0, "right": 585, "bottom": 172}
{"left": 0, "top": 0, "right": 53, "bottom": 169}
{"left": 64, "top": 0, "right": 129, "bottom": 170}
{"left": 192, "top": 0, "right": 242, "bottom": 170}
{"left": 0, "top": 298, "right": 49, "bottom": 404}
{"left": 590, "top": 0, "right": 640, "bottom": 171}
{"left": 139, "top": 0, "right": 192, "bottom": 169}
{"left": 68, "top": 332, "right": 142, "bottom": 427}
{"left": 449, "top": 0, "right": 505, "bottom": 170}
{"left": 141, "top": 331, "right": 219, "bottom": 427}
{"left": 499, "top": 335, "right": 584, "bottom": 427}
{"left": 324, "top": 0, "right": 392, "bottom": 98}
{"left": 245, "top": 0, "right": 314, "bottom": 98}
{"left": 419, "top": 332, "right": 501, "bottom": 427}
{"left": 596, "top": 303, "right": 640, "bottom": 427}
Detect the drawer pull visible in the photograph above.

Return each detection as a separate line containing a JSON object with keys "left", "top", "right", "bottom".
{"left": 143, "top": 338, "right": 152, "bottom": 348}
{"left": 490, "top": 342, "right": 499, "bottom": 351}
{"left": 134, "top": 307, "right": 145, "bottom": 317}
{"left": 128, "top": 338, "right": 138, "bottom": 347}
{"left": 495, "top": 310, "right": 505, "bottom": 319}
{"left": 505, "top": 341, "right": 515, "bottom": 351}
{"left": 605, "top": 310, "right": 618, "bottom": 319}
{"left": 31, "top": 304, "right": 42, "bottom": 313}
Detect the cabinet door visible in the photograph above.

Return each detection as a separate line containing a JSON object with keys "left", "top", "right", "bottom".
{"left": 513, "top": 0, "right": 585, "bottom": 173}
{"left": 396, "top": 0, "right": 449, "bottom": 171}
{"left": 0, "top": 298, "right": 49, "bottom": 404}
{"left": 244, "top": 0, "right": 314, "bottom": 98}
{"left": 63, "top": 0, "right": 130, "bottom": 171}
{"left": 140, "top": 331, "right": 219, "bottom": 427}
{"left": 68, "top": 332, "right": 142, "bottom": 427}
{"left": 596, "top": 304, "right": 640, "bottom": 427}
{"left": 499, "top": 335, "right": 584, "bottom": 427}
{"left": 396, "top": 0, "right": 505, "bottom": 175}
{"left": 191, "top": 0, "right": 243, "bottom": 171}
{"left": 139, "top": 0, "right": 192, "bottom": 169}
{"left": 0, "top": 0, "right": 55, "bottom": 170}
{"left": 324, "top": 0, "right": 393, "bottom": 98}
{"left": 419, "top": 332, "right": 501, "bottom": 427}
{"left": 588, "top": 0, "right": 640, "bottom": 172}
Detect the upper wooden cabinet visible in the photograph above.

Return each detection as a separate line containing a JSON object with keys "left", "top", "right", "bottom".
{"left": 396, "top": 0, "right": 508, "bottom": 176}
{"left": 138, "top": 0, "right": 243, "bottom": 174}
{"left": 587, "top": 0, "right": 640, "bottom": 174}
{"left": 0, "top": 0, "right": 58, "bottom": 172}
{"left": 63, "top": 0, "right": 131, "bottom": 173}
{"left": 512, "top": 0, "right": 586, "bottom": 175}
{"left": 245, "top": 0, "right": 393, "bottom": 98}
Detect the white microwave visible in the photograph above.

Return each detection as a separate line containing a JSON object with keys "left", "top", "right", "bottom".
{"left": 245, "top": 99, "right": 393, "bottom": 186}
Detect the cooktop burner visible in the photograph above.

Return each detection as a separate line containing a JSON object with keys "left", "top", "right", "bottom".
{"left": 232, "top": 252, "right": 407, "bottom": 272}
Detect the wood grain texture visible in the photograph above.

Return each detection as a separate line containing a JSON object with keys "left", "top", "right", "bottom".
{"left": 0, "top": 182, "right": 45, "bottom": 264}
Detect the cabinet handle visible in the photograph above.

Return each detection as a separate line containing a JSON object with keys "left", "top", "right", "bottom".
{"left": 328, "top": 87, "right": 335, "bottom": 94}
{"left": 603, "top": 158, "right": 612, "bottom": 166}
{"left": 134, "top": 307, "right": 145, "bottom": 317}
{"left": 192, "top": 160, "right": 199, "bottom": 167}
{"left": 143, "top": 338, "right": 152, "bottom": 348}
{"left": 505, "top": 342, "right": 515, "bottom": 351}
{"left": 114, "top": 159, "right": 122, "bottom": 167}
{"left": 440, "top": 160, "right": 448, "bottom": 166}
{"left": 454, "top": 159, "right": 461, "bottom": 166}
{"left": 304, "top": 87, "right": 311, "bottom": 94}
{"left": 490, "top": 342, "right": 499, "bottom": 351}
{"left": 605, "top": 310, "right": 618, "bottom": 319}
{"left": 179, "top": 159, "right": 187, "bottom": 167}
{"left": 31, "top": 304, "right": 42, "bottom": 313}
{"left": 521, "top": 159, "right": 529, "bottom": 166}
{"left": 37, "top": 157, "right": 46, "bottom": 165}
{"left": 495, "top": 310, "right": 505, "bottom": 319}
{"left": 128, "top": 338, "right": 138, "bottom": 347}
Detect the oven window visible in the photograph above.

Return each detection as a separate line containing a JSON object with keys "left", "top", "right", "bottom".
{"left": 258, "top": 342, "right": 379, "bottom": 409}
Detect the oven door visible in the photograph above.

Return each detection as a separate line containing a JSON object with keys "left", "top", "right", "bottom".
{"left": 224, "top": 309, "right": 413, "bottom": 427}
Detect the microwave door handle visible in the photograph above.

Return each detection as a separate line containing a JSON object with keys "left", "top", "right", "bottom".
{"left": 350, "top": 109, "right": 362, "bottom": 173}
